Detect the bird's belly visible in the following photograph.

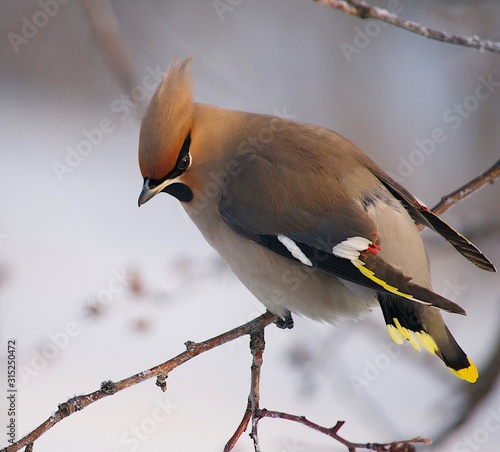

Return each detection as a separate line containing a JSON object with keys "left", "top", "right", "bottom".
{"left": 184, "top": 204, "right": 375, "bottom": 323}
{"left": 228, "top": 244, "right": 377, "bottom": 323}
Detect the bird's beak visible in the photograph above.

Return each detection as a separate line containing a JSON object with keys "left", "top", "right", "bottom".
{"left": 138, "top": 178, "right": 173, "bottom": 206}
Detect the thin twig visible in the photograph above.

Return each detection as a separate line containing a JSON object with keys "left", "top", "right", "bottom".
{"left": 315, "top": 0, "right": 500, "bottom": 55}
{"left": 0, "top": 312, "right": 278, "bottom": 452}
{"left": 430, "top": 158, "right": 500, "bottom": 217}
{"left": 224, "top": 399, "right": 252, "bottom": 452}
{"left": 256, "top": 409, "right": 431, "bottom": 451}
{"left": 417, "top": 159, "right": 500, "bottom": 231}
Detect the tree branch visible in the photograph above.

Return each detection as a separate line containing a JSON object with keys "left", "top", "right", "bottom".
{"left": 1, "top": 312, "right": 278, "bottom": 452}
{"left": 417, "top": 159, "right": 500, "bottom": 231}
{"left": 224, "top": 326, "right": 266, "bottom": 451}
{"left": 430, "top": 158, "right": 500, "bottom": 217}
{"left": 256, "top": 409, "right": 430, "bottom": 451}
{"left": 224, "top": 399, "right": 252, "bottom": 451}
{"left": 249, "top": 328, "right": 265, "bottom": 451}
{"left": 315, "top": 0, "right": 500, "bottom": 55}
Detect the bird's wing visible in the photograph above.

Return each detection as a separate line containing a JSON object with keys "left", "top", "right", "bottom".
{"left": 370, "top": 170, "right": 496, "bottom": 272}
{"left": 218, "top": 153, "right": 465, "bottom": 315}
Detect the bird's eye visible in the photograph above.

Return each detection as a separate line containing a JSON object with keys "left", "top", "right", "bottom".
{"left": 177, "top": 154, "right": 190, "bottom": 170}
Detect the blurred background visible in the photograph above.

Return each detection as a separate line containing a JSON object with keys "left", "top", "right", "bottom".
{"left": 1, "top": 1, "right": 499, "bottom": 450}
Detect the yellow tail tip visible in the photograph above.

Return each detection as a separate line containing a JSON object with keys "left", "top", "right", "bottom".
{"left": 449, "top": 357, "right": 478, "bottom": 383}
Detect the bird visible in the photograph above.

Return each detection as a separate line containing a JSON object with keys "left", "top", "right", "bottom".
{"left": 137, "top": 57, "right": 495, "bottom": 383}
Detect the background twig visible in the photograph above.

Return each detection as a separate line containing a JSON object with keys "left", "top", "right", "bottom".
{"left": 80, "top": 0, "right": 142, "bottom": 112}
{"left": 417, "top": 159, "right": 500, "bottom": 231}
{"left": 429, "top": 158, "right": 500, "bottom": 217}
{"left": 315, "top": 0, "right": 500, "bottom": 54}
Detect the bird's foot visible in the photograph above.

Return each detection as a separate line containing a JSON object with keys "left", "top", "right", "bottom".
{"left": 274, "top": 311, "right": 294, "bottom": 329}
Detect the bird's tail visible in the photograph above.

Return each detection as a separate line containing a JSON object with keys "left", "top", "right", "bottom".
{"left": 378, "top": 294, "right": 478, "bottom": 383}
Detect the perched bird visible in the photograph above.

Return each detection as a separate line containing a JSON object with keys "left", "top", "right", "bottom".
{"left": 138, "top": 58, "right": 495, "bottom": 383}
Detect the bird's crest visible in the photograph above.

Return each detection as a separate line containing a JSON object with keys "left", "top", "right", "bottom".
{"left": 139, "top": 57, "right": 194, "bottom": 180}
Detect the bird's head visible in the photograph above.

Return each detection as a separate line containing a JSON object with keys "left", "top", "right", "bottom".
{"left": 138, "top": 57, "right": 196, "bottom": 206}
